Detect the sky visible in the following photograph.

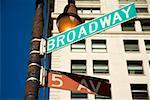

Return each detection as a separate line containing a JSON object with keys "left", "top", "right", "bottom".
{"left": 1, "top": 0, "right": 48, "bottom": 99}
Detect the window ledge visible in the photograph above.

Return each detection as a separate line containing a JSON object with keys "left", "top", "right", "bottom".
{"left": 125, "top": 51, "right": 140, "bottom": 53}
{"left": 71, "top": 99, "right": 88, "bottom": 100}
{"left": 93, "top": 73, "right": 110, "bottom": 75}
{"left": 128, "top": 74, "right": 146, "bottom": 76}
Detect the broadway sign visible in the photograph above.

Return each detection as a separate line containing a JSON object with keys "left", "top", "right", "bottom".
{"left": 48, "top": 70, "right": 111, "bottom": 97}
{"left": 47, "top": 3, "right": 137, "bottom": 53}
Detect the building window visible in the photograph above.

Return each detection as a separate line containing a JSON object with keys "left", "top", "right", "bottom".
{"left": 71, "top": 60, "right": 86, "bottom": 73}
{"left": 144, "top": 40, "right": 150, "bottom": 53}
{"left": 124, "top": 40, "right": 139, "bottom": 52}
{"left": 71, "top": 92, "right": 87, "bottom": 99}
{"left": 130, "top": 84, "right": 149, "bottom": 99}
{"left": 93, "top": 60, "right": 109, "bottom": 73}
{"left": 71, "top": 39, "right": 86, "bottom": 52}
{"left": 78, "top": 8, "right": 100, "bottom": 14}
{"left": 141, "top": 19, "right": 150, "bottom": 31}
{"left": 121, "top": 21, "right": 135, "bottom": 31}
{"left": 127, "top": 61, "right": 143, "bottom": 74}
{"left": 92, "top": 40, "right": 107, "bottom": 52}
{"left": 136, "top": 8, "right": 148, "bottom": 13}
{"left": 95, "top": 95, "right": 111, "bottom": 100}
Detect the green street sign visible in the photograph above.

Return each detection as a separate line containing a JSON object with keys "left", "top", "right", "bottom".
{"left": 47, "top": 3, "right": 137, "bottom": 53}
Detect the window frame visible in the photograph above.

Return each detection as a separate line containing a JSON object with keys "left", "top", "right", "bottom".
{"left": 71, "top": 60, "right": 86, "bottom": 74}
{"left": 141, "top": 19, "right": 150, "bottom": 31}
{"left": 136, "top": 7, "right": 148, "bottom": 14}
{"left": 71, "top": 91, "right": 88, "bottom": 99}
{"left": 93, "top": 60, "right": 109, "bottom": 74}
{"left": 123, "top": 40, "right": 139, "bottom": 52}
{"left": 118, "top": 0, "right": 147, "bottom": 4}
{"left": 130, "top": 84, "right": 149, "bottom": 99}
{"left": 71, "top": 39, "right": 86, "bottom": 52}
{"left": 121, "top": 21, "right": 135, "bottom": 31}
{"left": 95, "top": 95, "right": 112, "bottom": 100}
{"left": 92, "top": 40, "right": 107, "bottom": 53}
{"left": 127, "top": 60, "right": 144, "bottom": 74}
{"left": 77, "top": 7, "right": 101, "bottom": 14}
{"left": 144, "top": 40, "right": 150, "bottom": 53}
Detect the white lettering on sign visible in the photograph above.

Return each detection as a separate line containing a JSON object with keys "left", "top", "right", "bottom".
{"left": 67, "top": 30, "right": 76, "bottom": 42}
{"left": 56, "top": 35, "right": 65, "bottom": 47}
{"left": 78, "top": 26, "right": 87, "bottom": 39}
{"left": 48, "top": 39, "right": 55, "bottom": 51}
{"left": 121, "top": 6, "right": 131, "bottom": 18}
{"left": 89, "top": 80, "right": 101, "bottom": 93}
{"left": 77, "top": 79, "right": 102, "bottom": 93}
{"left": 112, "top": 12, "right": 122, "bottom": 24}
{"left": 100, "top": 15, "right": 111, "bottom": 28}
{"left": 77, "top": 79, "right": 92, "bottom": 93}
{"left": 89, "top": 21, "right": 98, "bottom": 33}
{"left": 51, "top": 74, "right": 63, "bottom": 87}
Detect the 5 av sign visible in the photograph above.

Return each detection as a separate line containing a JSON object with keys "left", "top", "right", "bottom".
{"left": 48, "top": 70, "right": 111, "bottom": 96}
{"left": 47, "top": 3, "right": 137, "bottom": 53}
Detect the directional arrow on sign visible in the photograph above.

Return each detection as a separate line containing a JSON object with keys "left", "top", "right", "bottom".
{"left": 48, "top": 70, "right": 111, "bottom": 97}
{"left": 47, "top": 3, "right": 137, "bottom": 53}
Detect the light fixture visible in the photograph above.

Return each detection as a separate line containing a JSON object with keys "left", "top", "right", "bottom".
{"left": 56, "top": 0, "right": 82, "bottom": 33}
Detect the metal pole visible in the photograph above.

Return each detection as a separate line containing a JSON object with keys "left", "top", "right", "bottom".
{"left": 45, "top": 0, "right": 55, "bottom": 99}
{"left": 25, "top": 0, "right": 44, "bottom": 99}
{"left": 46, "top": 0, "right": 53, "bottom": 99}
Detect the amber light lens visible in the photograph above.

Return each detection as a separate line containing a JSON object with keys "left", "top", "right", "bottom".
{"left": 57, "top": 15, "right": 81, "bottom": 33}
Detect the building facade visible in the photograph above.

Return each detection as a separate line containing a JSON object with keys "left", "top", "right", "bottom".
{"left": 50, "top": 0, "right": 150, "bottom": 100}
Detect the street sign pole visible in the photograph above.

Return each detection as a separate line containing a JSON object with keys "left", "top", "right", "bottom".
{"left": 25, "top": 0, "right": 44, "bottom": 99}
{"left": 45, "top": 0, "right": 54, "bottom": 99}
